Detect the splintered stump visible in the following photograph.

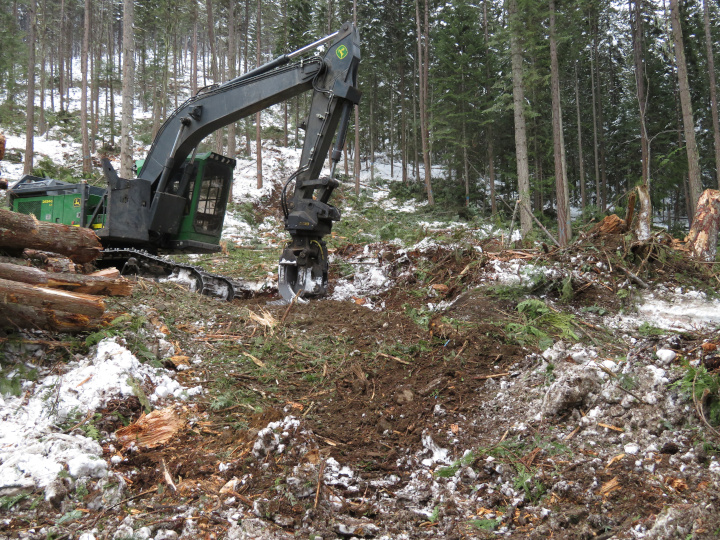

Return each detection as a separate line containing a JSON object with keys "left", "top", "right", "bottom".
{"left": 686, "top": 189, "right": 720, "bottom": 261}
{"left": 0, "top": 208, "right": 102, "bottom": 263}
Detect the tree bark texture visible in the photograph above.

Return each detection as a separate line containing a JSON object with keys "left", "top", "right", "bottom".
{"left": 81, "top": 0, "right": 92, "bottom": 174}
{"left": 0, "top": 278, "right": 106, "bottom": 318}
{"left": 686, "top": 189, "right": 720, "bottom": 261}
{"left": 509, "top": 0, "right": 531, "bottom": 237}
{"left": 415, "top": 0, "right": 434, "bottom": 205}
{"left": 549, "top": 0, "right": 571, "bottom": 245}
{"left": 0, "top": 262, "right": 133, "bottom": 296}
{"left": 24, "top": 0, "right": 37, "bottom": 175}
{"left": 703, "top": 0, "right": 720, "bottom": 189}
{"left": 631, "top": 0, "right": 650, "bottom": 185}
{"left": 632, "top": 184, "right": 652, "bottom": 241}
{"left": 255, "top": 0, "right": 263, "bottom": 189}
{"left": 120, "top": 0, "right": 134, "bottom": 178}
{"left": 0, "top": 209, "right": 102, "bottom": 264}
{"left": 670, "top": 0, "right": 703, "bottom": 211}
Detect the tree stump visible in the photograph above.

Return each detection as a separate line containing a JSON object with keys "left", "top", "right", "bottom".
{"left": 685, "top": 189, "right": 720, "bottom": 261}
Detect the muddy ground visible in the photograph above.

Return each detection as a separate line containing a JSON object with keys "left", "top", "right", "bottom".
{"left": 2, "top": 232, "right": 720, "bottom": 539}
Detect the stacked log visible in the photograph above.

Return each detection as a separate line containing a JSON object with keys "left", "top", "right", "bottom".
{"left": 0, "top": 209, "right": 132, "bottom": 332}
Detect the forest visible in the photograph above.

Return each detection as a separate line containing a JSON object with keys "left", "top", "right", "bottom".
{"left": 2, "top": 0, "right": 720, "bottom": 243}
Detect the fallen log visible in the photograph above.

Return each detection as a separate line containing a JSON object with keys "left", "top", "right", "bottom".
{"left": 0, "top": 208, "right": 102, "bottom": 263}
{"left": 0, "top": 277, "right": 106, "bottom": 318}
{"left": 23, "top": 249, "right": 81, "bottom": 273}
{"left": 0, "top": 262, "right": 133, "bottom": 296}
{"left": 685, "top": 189, "right": 720, "bottom": 262}
{"left": 0, "top": 304, "right": 113, "bottom": 332}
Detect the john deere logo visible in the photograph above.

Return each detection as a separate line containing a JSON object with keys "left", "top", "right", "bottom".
{"left": 73, "top": 197, "right": 81, "bottom": 207}
{"left": 336, "top": 45, "right": 348, "bottom": 60}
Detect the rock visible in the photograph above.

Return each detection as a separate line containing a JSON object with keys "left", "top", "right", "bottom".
{"left": 624, "top": 443, "right": 640, "bottom": 455}
{"left": 334, "top": 517, "right": 380, "bottom": 537}
{"left": 655, "top": 349, "right": 676, "bottom": 365}
{"left": 395, "top": 388, "right": 414, "bottom": 404}
{"left": 541, "top": 365, "right": 602, "bottom": 417}
{"left": 154, "top": 531, "right": 179, "bottom": 540}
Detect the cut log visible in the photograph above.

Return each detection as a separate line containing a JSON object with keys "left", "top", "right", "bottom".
{"left": 0, "top": 277, "right": 106, "bottom": 318}
{"left": 0, "top": 304, "right": 113, "bottom": 332}
{"left": 90, "top": 267, "right": 120, "bottom": 279}
{"left": 0, "top": 262, "right": 133, "bottom": 296}
{"left": 685, "top": 189, "right": 720, "bottom": 261}
{"left": 0, "top": 208, "right": 102, "bottom": 263}
{"left": 23, "top": 249, "right": 80, "bottom": 273}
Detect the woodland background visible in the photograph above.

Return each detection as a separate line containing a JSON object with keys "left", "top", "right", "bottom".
{"left": 2, "top": 0, "right": 720, "bottom": 244}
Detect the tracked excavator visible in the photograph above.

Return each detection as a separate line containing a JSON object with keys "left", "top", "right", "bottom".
{"left": 8, "top": 23, "right": 361, "bottom": 302}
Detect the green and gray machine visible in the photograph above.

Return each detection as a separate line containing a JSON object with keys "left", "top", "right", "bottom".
{"left": 8, "top": 22, "right": 361, "bottom": 301}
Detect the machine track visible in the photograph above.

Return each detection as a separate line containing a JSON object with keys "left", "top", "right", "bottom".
{"left": 99, "top": 249, "right": 239, "bottom": 301}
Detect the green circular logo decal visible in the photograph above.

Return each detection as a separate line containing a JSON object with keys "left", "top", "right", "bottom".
{"left": 336, "top": 45, "right": 348, "bottom": 60}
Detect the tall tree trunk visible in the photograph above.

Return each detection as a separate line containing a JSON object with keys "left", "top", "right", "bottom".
{"left": 191, "top": 1, "right": 198, "bottom": 95}
{"left": 80, "top": 0, "right": 92, "bottom": 174}
{"left": 400, "top": 62, "right": 407, "bottom": 184}
{"left": 574, "top": 61, "right": 586, "bottom": 211}
{"left": 353, "top": 0, "right": 361, "bottom": 195}
{"left": 228, "top": 0, "right": 237, "bottom": 162}
{"left": 415, "top": 0, "right": 434, "bottom": 205}
{"left": 120, "top": 0, "right": 135, "bottom": 179}
{"left": 670, "top": 0, "right": 703, "bottom": 212}
{"left": 108, "top": 8, "right": 115, "bottom": 147}
{"left": 24, "top": 0, "right": 37, "bottom": 175}
{"left": 509, "top": 0, "right": 531, "bottom": 235}
{"left": 38, "top": 0, "right": 46, "bottom": 136}
{"left": 256, "top": 0, "right": 263, "bottom": 189}
{"left": 631, "top": 0, "right": 649, "bottom": 185}
{"left": 244, "top": 0, "right": 251, "bottom": 155}
{"left": 58, "top": 0, "right": 65, "bottom": 113}
{"left": 703, "top": 0, "right": 720, "bottom": 188}
{"left": 484, "top": 0, "right": 496, "bottom": 215}
{"left": 549, "top": 0, "right": 570, "bottom": 245}
{"left": 206, "top": 0, "right": 223, "bottom": 154}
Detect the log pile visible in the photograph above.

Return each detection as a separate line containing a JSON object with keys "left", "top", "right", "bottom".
{"left": 0, "top": 209, "right": 132, "bottom": 332}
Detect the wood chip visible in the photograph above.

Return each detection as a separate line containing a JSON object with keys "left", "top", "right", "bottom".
{"left": 243, "top": 352, "right": 265, "bottom": 368}
{"left": 599, "top": 476, "right": 621, "bottom": 496}
{"left": 597, "top": 422, "right": 624, "bottom": 432}
{"left": 606, "top": 454, "right": 625, "bottom": 468}
{"left": 474, "top": 372, "right": 510, "bottom": 381}
{"left": 377, "top": 352, "right": 411, "bottom": 365}
{"left": 116, "top": 406, "right": 185, "bottom": 449}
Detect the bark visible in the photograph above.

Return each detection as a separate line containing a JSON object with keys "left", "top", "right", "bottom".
{"left": 0, "top": 304, "right": 112, "bottom": 332}
{"left": 0, "top": 262, "right": 133, "bottom": 296}
{"left": 633, "top": 184, "right": 652, "bottom": 242}
{"left": 0, "top": 209, "right": 102, "bottom": 263}
{"left": 631, "top": 0, "right": 650, "bottom": 185}
{"left": 484, "top": 0, "right": 496, "bottom": 215}
{"left": 574, "top": 62, "right": 586, "bottom": 211}
{"left": 703, "top": 0, "right": 720, "bottom": 189}
{"left": 191, "top": 1, "right": 198, "bottom": 96}
{"left": 686, "top": 189, "right": 720, "bottom": 261}
{"left": 58, "top": 0, "right": 65, "bottom": 113}
{"left": 0, "top": 278, "right": 106, "bottom": 318}
{"left": 400, "top": 62, "right": 407, "bottom": 184}
{"left": 255, "top": 0, "right": 263, "bottom": 189}
{"left": 120, "top": 0, "right": 135, "bottom": 178}
{"left": 353, "top": 0, "right": 360, "bottom": 195}
{"left": 81, "top": 0, "right": 92, "bottom": 174}
{"left": 0, "top": 134, "right": 5, "bottom": 161}
{"left": 509, "top": 0, "right": 531, "bottom": 236}
{"left": 415, "top": 0, "right": 434, "bottom": 205}
{"left": 24, "top": 0, "right": 37, "bottom": 175}
{"left": 549, "top": 0, "right": 570, "bottom": 245}
{"left": 670, "top": 0, "right": 703, "bottom": 210}
{"left": 228, "top": 0, "right": 237, "bottom": 163}
{"left": 207, "top": 0, "right": 223, "bottom": 154}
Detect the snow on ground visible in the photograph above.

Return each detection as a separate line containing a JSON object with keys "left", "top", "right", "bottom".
{"left": 0, "top": 338, "right": 201, "bottom": 496}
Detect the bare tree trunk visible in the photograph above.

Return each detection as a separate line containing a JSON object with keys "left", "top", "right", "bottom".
{"left": 38, "top": 0, "right": 46, "bottom": 136}
{"left": 484, "top": 0, "right": 496, "bottom": 215}
{"left": 631, "top": 0, "right": 650, "bottom": 185}
{"left": 415, "top": 0, "right": 434, "bottom": 205}
{"left": 244, "top": 0, "right": 251, "bottom": 155}
{"left": 191, "top": 1, "right": 198, "bottom": 95}
{"left": 120, "top": 0, "right": 135, "bottom": 179}
{"left": 509, "top": 0, "right": 531, "bottom": 236}
{"left": 80, "top": 0, "right": 92, "bottom": 174}
{"left": 58, "top": 0, "right": 65, "bottom": 113}
{"left": 549, "top": 0, "right": 570, "bottom": 245}
{"left": 400, "top": 63, "right": 407, "bottom": 184}
{"left": 574, "top": 61, "right": 586, "bottom": 211}
{"left": 24, "top": 0, "right": 37, "bottom": 175}
{"left": 353, "top": 0, "right": 360, "bottom": 195}
{"left": 670, "top": 0, "right": 703, "bottom": 211}
{"left": 703, "top": 0, "right": 720, "bottom": 189}
{"left": 228, "top": 0, "right": 237, "bottom": 162}
{"left": 256, "top": 0, "right": 262, "bottom": 189}
{"left": 206, "top": 0, "right": 223, "bottom": 154}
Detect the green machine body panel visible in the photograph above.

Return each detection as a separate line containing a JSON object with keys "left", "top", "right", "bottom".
{"left": 8, "top": 152, "right": 235, "bottom": 254}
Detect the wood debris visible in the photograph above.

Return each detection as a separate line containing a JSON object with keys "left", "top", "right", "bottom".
{"left": 115, "top": 406, "right": 186, "bottom": 449}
